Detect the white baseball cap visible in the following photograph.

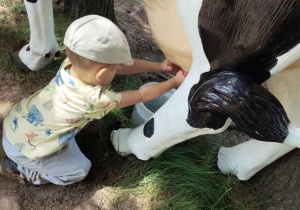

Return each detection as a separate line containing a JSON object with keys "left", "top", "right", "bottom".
{"left": 64, "top": 15, "right": 134, "bottom": 66}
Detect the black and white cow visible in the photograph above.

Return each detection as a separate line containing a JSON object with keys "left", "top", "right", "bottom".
{"left": 111, "top": 0, "right": 300, "bottom": 180}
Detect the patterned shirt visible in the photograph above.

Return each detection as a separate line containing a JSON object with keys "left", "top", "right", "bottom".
{"left": 3, "top": 58, "right": 121, "bottom": 160}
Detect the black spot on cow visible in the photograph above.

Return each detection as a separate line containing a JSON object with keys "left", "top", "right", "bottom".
{"left": 26, "top": 0, "right": 38, "bottom": 3}
{"left": 26, "top": 46, "right": 30, "bottom": 51}
{"left": 55, "top": 51, "right": 61, "bottom": 58}
{"left": 44, "top": 52, "right": 51, "bottom": 58}
{"left": 144, "top": 118, "right": 154, "bottom": 138}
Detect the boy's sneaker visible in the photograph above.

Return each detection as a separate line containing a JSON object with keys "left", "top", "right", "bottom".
{"left": 0, "top": 156, "right": 27, "bottom": 184}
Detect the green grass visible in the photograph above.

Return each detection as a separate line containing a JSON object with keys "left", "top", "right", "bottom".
{"left": 8, "top": 1, "right": 23, "bottom": 14}
{"left": 113, "top": 141, "right": 260, "bottom": 210}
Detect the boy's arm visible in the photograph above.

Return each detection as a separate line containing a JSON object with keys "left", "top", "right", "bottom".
{"left": 114, "top": 71, "right": 185, "bottom": 110}
{"left": 117, "top": 59, "right": 173, "bottom": 75}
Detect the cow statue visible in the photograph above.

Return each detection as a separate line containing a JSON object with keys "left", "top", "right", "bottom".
{"left": 21, "top": 0, "right": 300, "bottom": 181}
{"left": 111, "top": 0, "right": 300, "bottom": 180}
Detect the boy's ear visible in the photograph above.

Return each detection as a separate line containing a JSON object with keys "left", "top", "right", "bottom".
{"left": 95, "top": 65, "right": 107, "bottom": 81}
{"left": 95, "top": 69, "right": 104, "bottom": 81}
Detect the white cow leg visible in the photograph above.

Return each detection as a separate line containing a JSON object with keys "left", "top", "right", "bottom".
{"left": 218, "top": 62, "right": 300, "bottom": 180}
{"left": 112, "top": 104, "right": 231, "bottom": 160}
{"left": 217, "top": 140, "right": 294, "bottom": 181}
{"left": 19, "top": 0, "right": 59, "bottom": 71}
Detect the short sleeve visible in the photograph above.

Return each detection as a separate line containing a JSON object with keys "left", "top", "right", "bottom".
{"left": 85, "top": 88, "right": 122, "bottom": 119}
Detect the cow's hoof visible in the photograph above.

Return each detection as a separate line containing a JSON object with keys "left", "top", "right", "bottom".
{"left": 111, "top": 129, "right": 132, "bottom": 156}
{"left": 217, "top": 146, "right": 252, "bottom": 181}
{"left": 26, "top": 0, "right": 38, "bottom": 3}
{"left": 18, "top": 44, "right": 55, "bottom": 71}
{"left": 217, "top": 147, "right": 238, "bottom": 175}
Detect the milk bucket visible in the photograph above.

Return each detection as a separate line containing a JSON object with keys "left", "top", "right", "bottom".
{"left": 130, "top": 82, "right": 176, "bottom": 127}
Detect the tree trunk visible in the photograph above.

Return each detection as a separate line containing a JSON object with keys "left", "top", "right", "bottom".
{"left": 64, "top": 0, "right": 116, "bottom": 23}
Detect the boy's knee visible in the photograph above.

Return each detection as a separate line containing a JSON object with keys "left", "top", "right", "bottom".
{"left": 77, "top": 159, "right": 92, "bottom": 180}
{"left": 40, "top": 159, "right": 92, "bottom": 185}
{"left": 65, "top": 158, "right": 92, "bottom": 184}
{"left": 84, "top": 159, "right": 92, "bottom": 174}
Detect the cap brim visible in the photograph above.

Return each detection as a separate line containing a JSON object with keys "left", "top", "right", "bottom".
{"left": 123, "top": 58, "right": 134, "bottom": 66}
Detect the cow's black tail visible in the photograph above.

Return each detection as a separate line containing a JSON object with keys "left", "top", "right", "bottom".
{"left": 187, "top": 71, "right": 290, "bottom": 143}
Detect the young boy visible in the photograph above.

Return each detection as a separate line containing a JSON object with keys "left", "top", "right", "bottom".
{"left": 0, "top": 15, "right": 185, "bottom": 185}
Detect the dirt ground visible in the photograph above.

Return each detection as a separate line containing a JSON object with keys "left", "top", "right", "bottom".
{"left": 0, "top": 0, "right": 300, "bottom": 209}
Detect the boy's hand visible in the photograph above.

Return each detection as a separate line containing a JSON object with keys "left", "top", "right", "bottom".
{"left": 160, "top": 59, "right": 175, "bottom": 73}
{"left": 172, "top": 70, "right": 186, "bottom": 88}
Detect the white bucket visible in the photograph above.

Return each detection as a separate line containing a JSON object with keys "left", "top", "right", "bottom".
{"left": 131, "top": 82, "right": 176, "bottom": 127}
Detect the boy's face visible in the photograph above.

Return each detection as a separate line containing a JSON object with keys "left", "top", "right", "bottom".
{"left": 95, "top": 64, "right": 121, "bottom": 86}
